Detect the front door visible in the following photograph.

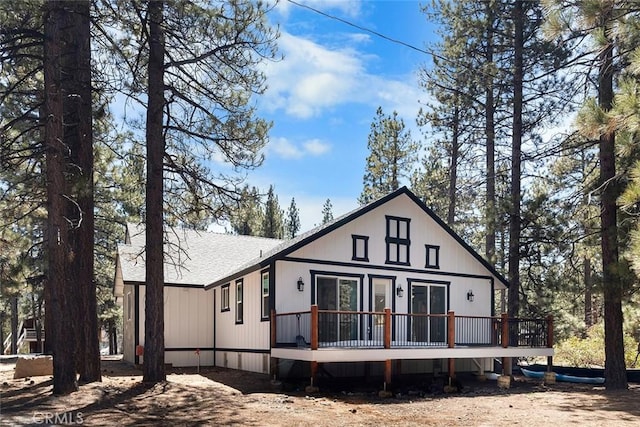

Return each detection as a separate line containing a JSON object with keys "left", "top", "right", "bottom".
{"left": 411, "top": 283, "right": 447, "bottom": 343}
{"left": 317, "top": 277, "right": 358, "bottom": 343}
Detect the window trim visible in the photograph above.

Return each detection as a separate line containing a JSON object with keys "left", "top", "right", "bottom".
{"left": 261, "top": 270, "right": 270, "bottom": 321}
{"left": 221, "top": 283, "right": 230, "bottom": 312}
{"left": 235, "top": 279, "right": 244, "bottom": 324}
{"left": 385, "top": 215, "right": 411, "bottom": 266}
{"left": 351, "top": 234, "right": 370, "bottom": 262}
{"left": 425, "top": 244, "right": 440, "bottom": 269}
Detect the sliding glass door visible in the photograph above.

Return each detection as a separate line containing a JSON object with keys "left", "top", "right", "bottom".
{"left": 317, "top": 277, "right": 358, "bottom": 343}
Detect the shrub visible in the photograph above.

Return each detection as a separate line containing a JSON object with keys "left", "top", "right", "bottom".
{"left": 554, "top": 323, "right": 640, "bottom": 368}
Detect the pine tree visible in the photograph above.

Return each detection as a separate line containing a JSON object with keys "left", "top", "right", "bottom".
{"left": 359, "top": 107, "right": 417, "bottom": 205}
{"left": 545, "top": 0, "right": 639, "bottom": 390}
{"left": 230, "top": 185, "right": 263, "bottom": 236}
{"left": 285, "top": 198, "right": 301, "bottom": 238}
{"left": 321, "top": 199, "right": 334, "bottom": 225}
{"left": 262, "top": 185, "right": 284, "bottom": 239}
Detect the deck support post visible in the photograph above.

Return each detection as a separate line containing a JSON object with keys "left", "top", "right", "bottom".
{"left": 447, "top": 310, "right": 455, "bottom": 379}
{"left": 500, "top": 312, "right": 512, "bottom": 378}
{"left": 305, "top": 361, "right": 319, "bottom": 393}
{"left": 379, "top": 359, "right": 393, "bottom": 397}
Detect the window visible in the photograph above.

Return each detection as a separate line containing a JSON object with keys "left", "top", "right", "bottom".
{"left": 351, "top": 235, "right": 369, "bottom": 261}
{"left": 221, "top": 284, "right": 230, "bottom": 312}
{"left": 235, "top": 279, "right": 243, "bottom": 324}
{"left": 126, "top": 292, "right": 132, "bottom": 321}
{"left": 261, "top": 271, "right": 270, "bottom": 320}
{"left": 385, "top": 216, "right": 411, "bottom": 265}
{"left": 425, "top": 245, "right": 440, "bottom": 269}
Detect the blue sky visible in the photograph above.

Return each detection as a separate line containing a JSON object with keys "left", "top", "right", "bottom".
{"left": 252, "top": 0, "right": 438, "bottom": 231}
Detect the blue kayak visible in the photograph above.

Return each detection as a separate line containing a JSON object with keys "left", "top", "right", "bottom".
{"left": 521, "top": 367, "right": 605, "bottom": 384}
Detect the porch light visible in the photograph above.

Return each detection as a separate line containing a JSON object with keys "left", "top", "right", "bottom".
{"left": 467, "top": 290, "right": 474, "bottom": 302}
{"left": 297, "top": 277, "right": 304, "bottom": 292}
{"left": 396, "top": 284, "right": 404, "bottom": 297}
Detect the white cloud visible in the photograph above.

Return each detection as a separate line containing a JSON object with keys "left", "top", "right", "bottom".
{"left": 269, "top": 137, "right": 304, "bottom": 159}
{"left": 304, "top": 139, "right": 331, "bottom": 155}
{"left": 260, "top": 31, "right": 424, "bottom": 123}
{"left": 275, "top": 0, "right": 362, "bottom": 19}
{"left": 267, "top": 136, "right": 331, "bottom": 159}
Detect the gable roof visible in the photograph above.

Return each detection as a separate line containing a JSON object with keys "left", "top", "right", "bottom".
{"left": 117, "top": 223, "right": 283, "bottom": 286}
{"left": 204, "top": 187, "right": 509, "bottom": 289}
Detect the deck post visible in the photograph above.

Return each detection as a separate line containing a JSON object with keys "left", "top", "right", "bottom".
{"left": 384, "top": 359, "right": 392, "bottom": 386}
{"left": 270, "top": 309, "right": 278, "bottom": 379}
{"left": 305, "top": 361, "right": 320, "bottom": 393}
{"left": 384, "top": 308, "right": 391, "bottom": 349}
{"left": 311, "top": 305, "right": 318, "bottom": 350}
{"left": 500, "top": 312, "right": 509, "bottom": 348}
{"left": 546, "top": 314, "right": 554, "bottom": 371}
{"left": 447, "top": 311, "right": 455, "bottom": 379}
{"left": 500, "top": 312, "right": 512, "bottom": 380}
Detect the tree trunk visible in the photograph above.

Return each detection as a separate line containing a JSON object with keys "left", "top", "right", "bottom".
{"left": 44, "top": 0, "right": 78, "bottom": 395}
{"left": 508, "top": 0, "right": 523, "bottom": 320}
{"left": 484, "top": 1, "right": 496, "bottom": 266}
{"left": 598, "top": 21, "right": 627, "bottom": 389}
{"left": 143, "top": 0, "right": 166, "bottom": 383}
{"left": 447, "top": 100, "right": 459, "bottom": 226}
{"left": 10, "top": 295, "right": 18, "bottom": 354}
{"left": 598, "top": 40, "right": 628, "bottom": 390}
{"left": 61, "top": 0, "right": 101, "bottom": 384}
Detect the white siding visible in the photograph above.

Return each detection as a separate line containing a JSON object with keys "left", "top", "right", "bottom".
{"left": 214, "top": 269, "right": 271, "bottom": 374}
{"left": 130, "top": 285, "right": 214, "bottom": 368}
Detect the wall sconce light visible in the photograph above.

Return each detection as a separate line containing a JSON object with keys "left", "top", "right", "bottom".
{"left": 297, "top": 277, "right": 304, "bottom": 292}
{"left": 396, "top": 284, "right": 404, "bottom": 298}
{"left": 467, "top": 290, "right": 474, "bottom": 302}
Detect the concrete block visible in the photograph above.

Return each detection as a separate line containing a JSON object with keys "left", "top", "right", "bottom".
{"left": 14, "top": 356, "right": 53, "bottom": 379}
{"left": 543, "top": 371, "right": 556, "bottom": 385}
{"left": 497, "top": 375, "right": 511, "bottom": 389}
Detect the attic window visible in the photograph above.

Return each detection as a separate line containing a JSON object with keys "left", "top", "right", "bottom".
{"left": 352, "top": 235, "right": 369, "bottom": 262}
{"left": 425, "top": 245, "right": 440, "bottom": 269}
{"left": 385, "top": 216, "right": 410, "bottom": 265}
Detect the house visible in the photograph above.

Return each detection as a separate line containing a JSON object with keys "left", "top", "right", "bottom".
{"left": 115, "top": 187, "right": 554, "bottom": 386}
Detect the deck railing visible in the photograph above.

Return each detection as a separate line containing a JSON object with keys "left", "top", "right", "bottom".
{"left": 271, "top": 306, "right": 553, "bottom": 350}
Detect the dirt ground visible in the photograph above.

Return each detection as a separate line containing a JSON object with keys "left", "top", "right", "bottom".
{"left": 1, "top": 356, "right": 639, "bottom": 426}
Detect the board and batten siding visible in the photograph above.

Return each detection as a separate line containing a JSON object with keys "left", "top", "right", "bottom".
{"left": 128, "top": 284, "right": 214, "bottom": 367}
{"left": 214, "top": 268, "right": 271, "bottom": 374}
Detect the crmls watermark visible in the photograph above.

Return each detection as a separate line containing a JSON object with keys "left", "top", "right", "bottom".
{"left": 32, "top": 411, "right": 84, "bottom": 425}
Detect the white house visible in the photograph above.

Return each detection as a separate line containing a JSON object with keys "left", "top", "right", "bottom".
{"left": 115, "top": 187, "right": 553, "bottom": 384}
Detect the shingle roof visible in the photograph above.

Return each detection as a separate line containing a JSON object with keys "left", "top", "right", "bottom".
{"left": 117, "top": 223, "right": 284, "bottom": 286}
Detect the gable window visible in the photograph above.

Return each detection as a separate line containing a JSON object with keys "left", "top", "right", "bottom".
{"left": 385, "top": 216, "right": 411, "bottom": 265}
{"left": 221, "top": 284, "right": 230, "bottom": 312}
{"left": 235, "top": 279, "right": 243, "bottom": 324}
{"left": 425, "top": 245, "right": 440, "bottom": 269}
{"left": 352, "top": 235, "right": 369, "bottom": 262}
{"left": 261, "top": 271, "right": 270, "bottom": 320}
